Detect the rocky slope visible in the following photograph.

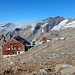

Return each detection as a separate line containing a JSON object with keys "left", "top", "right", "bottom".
{"left": 1, "top": 16, "right": 75, "bottom": 75}
{"left": 1, "top": 28, "right": 75, "bottom": 75}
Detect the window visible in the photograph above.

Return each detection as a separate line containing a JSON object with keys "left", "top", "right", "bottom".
{"left": 13, "top": 47, "right": 16, "bottom": 50}
{"left": 18, "top": 52, "right": 20, "bottom": 54}
{"left": 8, "top": 47, "right": 10, "bottom": 50}
{"left": 18, "top": 47, "right": 20, "bottom": 50}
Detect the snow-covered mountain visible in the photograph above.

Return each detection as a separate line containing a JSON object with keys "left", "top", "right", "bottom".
{"left": 2, "top": 16, "right": 75, "bottom": 38}
{"left": 0, "top": 16, "right": 75, "bottom": 42}
{"left": 52, "top": 18, "right": 75, "bottom": 31}
{"left": 0, "top": 16, "right": 65, "bottom": 41}
{"left": 0, "top": 23, "right": 16, "bottom": 35}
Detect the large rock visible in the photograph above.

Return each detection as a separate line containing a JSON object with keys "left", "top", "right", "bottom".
{"left": 55, "top": 64, "right": 75, "bottom": 75}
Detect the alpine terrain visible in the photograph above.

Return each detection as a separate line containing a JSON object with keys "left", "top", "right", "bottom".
{"left": 1, "top": 16, "right": 75, "bottom": 75}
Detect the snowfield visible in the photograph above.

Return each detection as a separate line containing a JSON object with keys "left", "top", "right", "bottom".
{"left": 52, "top": 19, "right": 75, "bottom": 31}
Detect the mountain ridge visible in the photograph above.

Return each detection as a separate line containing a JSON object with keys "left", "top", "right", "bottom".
{"left": 1, "top": 16, "right": 75, "bottom": 42}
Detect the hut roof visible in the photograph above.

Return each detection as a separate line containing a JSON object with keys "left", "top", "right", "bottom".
{"left": 13, "top": 35, "right": 30, "bottom": 45}
{"left": 47, "top": 34, "right": 57, "bottom": 40}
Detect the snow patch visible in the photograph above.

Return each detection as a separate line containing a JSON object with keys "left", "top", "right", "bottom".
{"left": 52, "top": 19, "right": 68, "bottom": 31}
{"left": 52, "top": 19, "right": 75, "bottom": 31}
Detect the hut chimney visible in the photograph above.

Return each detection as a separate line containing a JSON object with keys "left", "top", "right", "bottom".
{"left": 4, "top": 36, "right": 6, "bottom": 42}
{"left": 2, "top": 34, "right": 6, "bottom": 42}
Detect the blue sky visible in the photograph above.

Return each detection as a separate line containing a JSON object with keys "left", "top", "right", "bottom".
{"left": 0, "top": 0, "right": 75, "bottom": 24}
